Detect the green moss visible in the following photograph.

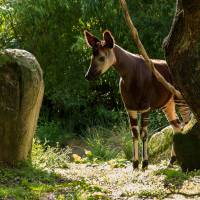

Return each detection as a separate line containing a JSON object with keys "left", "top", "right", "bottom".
{"left": 149, "top": 126, "right": 173, "bottom": 162}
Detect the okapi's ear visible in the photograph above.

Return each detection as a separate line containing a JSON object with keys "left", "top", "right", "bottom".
{"left": 103, "top": 30, "right": 115, "bottom": 48}
{"left": 84, "top": 30, "right": 100, "bottom": 48}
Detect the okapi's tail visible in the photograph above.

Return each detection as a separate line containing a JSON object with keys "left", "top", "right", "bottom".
{"left": 174, "top": 97, "right": 191, "bottom": 125}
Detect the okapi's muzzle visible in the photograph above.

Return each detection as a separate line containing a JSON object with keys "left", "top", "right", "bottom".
{"left": 85, "top": 66, "right": 101, "bottom": 81}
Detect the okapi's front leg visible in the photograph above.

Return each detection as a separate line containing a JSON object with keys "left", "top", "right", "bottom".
{"left": 140, "top": 111, "right": 149, "bottom": 169}
{"left": 162, "top": 98, "right": 182, "bottom": 167}
{"left": 128, "top": 110, "right": 139, "bottom": 169}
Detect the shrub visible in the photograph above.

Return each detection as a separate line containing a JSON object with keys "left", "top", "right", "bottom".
{"left": 36, "top": 120, "right": 75, "bottom": 146}
{"left": 85, "top": 127, "right": 120, "bottom": 161}
{"left": 32, "top": 139, "right": 71, "bottom": 169}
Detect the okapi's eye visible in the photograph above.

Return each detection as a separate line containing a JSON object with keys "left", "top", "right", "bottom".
{"left": 99, "top": 56, "right": 105, "bottom": 62}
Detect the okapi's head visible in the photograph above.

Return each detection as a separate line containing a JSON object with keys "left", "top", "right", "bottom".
{"left": 84, "top": 30, "right": 116, "bottom": 80}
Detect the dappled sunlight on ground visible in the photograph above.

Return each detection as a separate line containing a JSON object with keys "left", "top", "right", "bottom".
{"left": 55, "top": 161, "right": 200, "bottom": 199}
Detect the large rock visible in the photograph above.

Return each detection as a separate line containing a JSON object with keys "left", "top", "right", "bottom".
{"left": 149, "top": 126, "right": 173, "bottom": 162}
{"left": 149, "top": 116, "right": 198, "bottom": 170}
{"left": 0, "top": 49, "right": 44, "bottom": 165}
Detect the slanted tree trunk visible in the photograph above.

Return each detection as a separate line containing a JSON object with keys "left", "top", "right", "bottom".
{"left": 163, "top": 0, "right": 200, "bottom": 171}
{"left": 0, "top": 49, "right": 44, "bottom": 165}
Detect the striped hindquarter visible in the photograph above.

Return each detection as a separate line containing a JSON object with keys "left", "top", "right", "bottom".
{"left": 175, "top": 98, "right": 191, "bottom": 125}
{"left": 162, "top": 96, "right": 191, "bottom": 166}
{"left": 162, "top": 97, "right": 191, "bottom": 131}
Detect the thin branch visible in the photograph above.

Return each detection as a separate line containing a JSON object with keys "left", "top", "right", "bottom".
{"left": 119, "top": 0, "right": 182, "bottom": 98}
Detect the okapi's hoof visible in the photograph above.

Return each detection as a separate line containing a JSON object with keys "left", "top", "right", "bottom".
{"left": 142, "top": 160, "right": 148, "bottom": 170}
{"left": 133, "top": 160, "right": 139, "bottom": 169}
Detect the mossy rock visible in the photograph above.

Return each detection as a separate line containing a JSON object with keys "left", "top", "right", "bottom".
{"left": 149, "top": 126, "right": 173, "bottom": 162}
{"left": 174, "top": 122, "right": 200, "bottom": 172}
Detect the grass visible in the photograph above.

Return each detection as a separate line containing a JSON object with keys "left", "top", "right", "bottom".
{"left": 36, "top": 109, "right": 170, "bottom": 163}
{"left": 4, "top": 112, "right": 195, "bottom": 199}
{"left": 84, "top": 122, "right": 146, "bottom": 162}
{"left": 0, "top": 163, "right": 61, "bottom": 199}
{"left": 84, "top": 127, "right": 120, "bottom": 161}
{"left": 155, "top": 168, "right": 200, "bottom": 189}
{"left": 0, "top": 140, "right": 108, "bottom": 200}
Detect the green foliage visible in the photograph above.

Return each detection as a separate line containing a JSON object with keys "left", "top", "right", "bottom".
{"left": 149, "top": 110, "right": 168, "bottom": 136}
{"left": 0, "top": 140, "right": 108, "bottom": 199}
{"left": 32, "top": 139, "right": 71, "bottom": 169}
{"left": 85, "top": 127, "right": 120, "bottom": 161}
{"left": 36, "top": 120, "right": 75, "bottom": 146}
{"left": 82, "top": 0, "right": 175, "bottom": 58}
{"left": 0, "top": 0, "right": 16, "bottom": 49}
{"left": 155, "top": 168, "right": 200, "bottom": 191}
{"left": 0, "top": 0, "right": 175, "bottom": 145}
{"left": 0, "top": 140, "right": 69, "bottom": 199}
{"left": 0, "top": 165, "right": 106, "bottom": 199}
{"left": 107, "top": 159, "right": 128, "bottom": 168}
{"left": 37, "top": 106, "right": 124, "bottom": 145}
{"left": 9, "top": 0, "right": 88, "bottom": 107}
{"left": 113, "top": 122, "right": 133, "bottom": 161}
{"left": 83, "top": 119, "right": 171, "bottom": 162}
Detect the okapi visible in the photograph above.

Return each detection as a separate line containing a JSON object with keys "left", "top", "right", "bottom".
{"left": 84, "top": 30, "right": 191, "bottom": 169}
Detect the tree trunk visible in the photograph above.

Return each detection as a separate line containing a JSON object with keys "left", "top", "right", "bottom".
{"left": 0, "top": 49, "right": 44, "bottom": 165}
{"left": 163, "top": 0, "right": 200, "bottom": 171}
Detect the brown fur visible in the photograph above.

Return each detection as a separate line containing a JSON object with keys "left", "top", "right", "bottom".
{"left": 114, "top": 45, "right": 173, "bottom": 111}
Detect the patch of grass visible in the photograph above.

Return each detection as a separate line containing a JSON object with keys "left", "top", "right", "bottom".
{"left": 107, "top": 159, "right": 129, "bottom": 168}
{"left": 0, "top": 140, "right": 107, "bottom": 199}
{"left": 155, "top": 168, "right": 188, "bottom": 187}
{"left": 114, "top": 123, "right": 132, "bottom": 161}
{"left": 121, "top": 189, "right": 165, "bottom": 200}
{"left": 137, "top": 189, "right": 165, "bottom": 199}
{"left": 155, "top": 168, "right": 200, "bottom": 191}
{"left": 115, "top": 122, "right": 144, "bottom": 161}
{"left": 84, "top": 127, "right": 120, "bottom": 161}
{"left": 82, "top": 116, "right": 172, "bottom": 163}
{"left": 0, "top": 162, "right": 65, "bottom": 199}
{"left": 83, "top": 121, "right": 143, "bottom": 162}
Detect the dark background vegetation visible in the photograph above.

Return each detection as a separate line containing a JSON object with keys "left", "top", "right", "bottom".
{"left": 0, "top": 0, "right": 174, "bottom": 154}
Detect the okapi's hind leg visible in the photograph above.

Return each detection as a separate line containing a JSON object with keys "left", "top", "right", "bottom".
{"left": 140, "top": 111, "right": 150, "bottom": 169}
{"left": 162, "top": 97, "right": 182, "bottom": 167}
{"left": 128, "top": 110, "right": 139, "bottom": 169}
{"left": 175, "top": 98, "right": 191, "bottom": 125}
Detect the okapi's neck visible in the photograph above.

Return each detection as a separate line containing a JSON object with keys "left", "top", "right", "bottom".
{"left": 113, "top": 45, "right": 136, "bottom": 78}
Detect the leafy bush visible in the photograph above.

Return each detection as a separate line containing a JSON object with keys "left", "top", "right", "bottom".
{"left": 36, "top": 120, "right": 75, "bottom": 146}
{"left": 32, "top": 139, "right": 71, "bottom": 169}
{"left": 85, "top": 127, "right": 120, "bottom": 161}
